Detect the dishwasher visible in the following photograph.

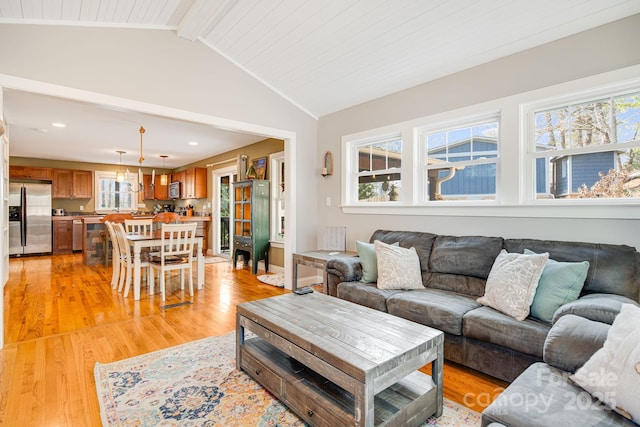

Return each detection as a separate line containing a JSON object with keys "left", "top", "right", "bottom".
{"left": 72, "top": 219, "right": 83, "bottom": 251}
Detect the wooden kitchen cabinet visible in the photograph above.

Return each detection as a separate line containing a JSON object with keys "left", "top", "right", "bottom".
{"left": 143, "top": 174, "right": 169, "bottom": 200}
{"left": 169, "top": 168, "right": 207, "bottom": 199}
{"left": 53, "top": 219, "right": 73, "bottom": 254}
{"left": 9, "top": 165, "right": 52, "bottom": 180}
{"left": 53, "top": 169, "right": 93, "bottom": 199}
{"left": 184, "top": 167, "right": 207, "bottom": 199}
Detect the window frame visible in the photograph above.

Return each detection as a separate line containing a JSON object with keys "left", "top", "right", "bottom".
{"left": 522, "top": 80, "right": 640, "bottom": 205}
{"left": 417, "top": 113, "right": 501, "bottom": 204}
{"left": 340, "top": 66, "right": 640, "bottom": 219}
{"left": 94, "top": 170, "right": 140, "bottom": 214}
{"left": 353, "top": 133, "right": 403, "bottom": 205}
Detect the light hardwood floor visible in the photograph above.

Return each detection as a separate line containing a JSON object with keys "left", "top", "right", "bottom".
{"left": 1, "top": 253, "right": 505, "bottom": 426}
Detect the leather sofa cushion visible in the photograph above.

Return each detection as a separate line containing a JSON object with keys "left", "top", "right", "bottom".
{"left": 386, "top": 289, "right": 481, "bottom": 335}
{"left": 369, "top": 230, "right": 437, "bottom": 284}
{"left": 427, "top": 235, "right": 503, "bottom": 296}
{"left": 543, "top": 314, "right": 609, "bottom": 373}
{"left": 337, "top": 281, "right": 402, "bottom": 312}
{"left": 481, "top": 363, "right": 636, "bottom": 427}
{"left": 463, "top": 306, "right": 549, "bottom": 358}
{"left": 430, "top": 235, "right": 504, "bottom": 279}
{"left": 505, "top": 238, "right": 640, "bottom": 301}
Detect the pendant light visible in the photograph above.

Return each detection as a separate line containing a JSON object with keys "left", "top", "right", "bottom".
{"left": 116, "top": 151, "right": 126, "bottom": 183}
{"left": 138, "top": 126, "right": 145, "bottom": 191}
{"left": 160, "top": 155, "right": 169, "bottom": 185}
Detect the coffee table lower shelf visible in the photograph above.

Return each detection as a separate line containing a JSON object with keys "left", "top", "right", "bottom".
{"left": 240, "top": 337, "right": 437, "bottom": 427}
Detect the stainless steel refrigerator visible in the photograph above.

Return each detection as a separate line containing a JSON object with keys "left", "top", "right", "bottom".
{"left": 9, "top": 182, "right": 52, "bottom": 256}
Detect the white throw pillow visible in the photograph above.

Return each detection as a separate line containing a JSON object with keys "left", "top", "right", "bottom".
{"left": 571, "top": 303, "right": 640, "bottom": 423}
{"left": 477, "top": 250, "right": 548, "bottom": 321}
{"left": 374, "top": 240, "right": 423, "bottom": 290}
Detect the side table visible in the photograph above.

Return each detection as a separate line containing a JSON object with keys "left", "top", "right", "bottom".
{"left": 292, "top": 250, "right": 357, "bottom": 292}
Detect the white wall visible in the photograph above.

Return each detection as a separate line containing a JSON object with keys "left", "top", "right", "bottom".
{"left": 317, "top": 14, "right": 640, "bottom": 251}
{"left": 1, "top": 86, "right": 6, "bottom": 349}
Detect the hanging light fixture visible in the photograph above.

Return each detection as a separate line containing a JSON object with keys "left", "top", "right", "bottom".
{"left": 160, "top": 155, "right": 169, "bottom": 185}
{"left": 138, "top": 126, "right": 145, "bottom": 191}
{"left": 116, "top": 150, "right": 126, "bottom": 183}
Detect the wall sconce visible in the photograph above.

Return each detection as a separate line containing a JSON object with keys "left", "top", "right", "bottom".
{"left": 321, "top": 151, "right": 333, "bottom": 177}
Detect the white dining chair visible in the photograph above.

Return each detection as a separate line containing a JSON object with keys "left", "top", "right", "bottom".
{"left": 124, "top": 218, "right": 153, "bottom": 234}
{"left": 148, "top": 222, "right": 197, "bottom": 301}
{"left": 113, "top": 222, "right": 150, "bottom": 298}
{"left": 104, "top": 221, "right": 122, "bottom": 289}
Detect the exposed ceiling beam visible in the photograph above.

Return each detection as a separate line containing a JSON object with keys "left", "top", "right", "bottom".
{"left": 176, "top": 0, "right": 238, "bottom": 41}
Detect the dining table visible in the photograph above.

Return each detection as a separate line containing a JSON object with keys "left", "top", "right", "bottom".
{"left": 126, "top": 231, "right": 205, "bottom": 300}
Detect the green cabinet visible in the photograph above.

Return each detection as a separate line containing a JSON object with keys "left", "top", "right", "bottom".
{"left": 232, "top": 180, "right": 270, "bottom": 274}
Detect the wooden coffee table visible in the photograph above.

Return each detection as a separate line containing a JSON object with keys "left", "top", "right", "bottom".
{"left": 236, "top": 292, "right": 443, "bottom": 427}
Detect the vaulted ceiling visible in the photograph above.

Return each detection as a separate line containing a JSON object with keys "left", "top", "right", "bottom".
{"left": 2, "top": 0, "right": 639, "bottom": 166}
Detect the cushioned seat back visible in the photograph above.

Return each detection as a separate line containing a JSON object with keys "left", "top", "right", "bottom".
{"left": 369, "top": 230, "right": 437, "bottom": 284}
{"left": 504, "top": 239, "right": 640, "bottom": 302}
{"left": 428, "top": 235, "right": 504, "bottom": 297}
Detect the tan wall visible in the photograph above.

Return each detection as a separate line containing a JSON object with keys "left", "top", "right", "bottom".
{"left": 175, "top": 138, "right": 285, "bottom": 267}
{"left": 10, "top": 137, "right": 286, "bottom": 266}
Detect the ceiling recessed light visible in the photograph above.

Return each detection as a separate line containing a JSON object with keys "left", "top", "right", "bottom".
{"left": 52, "top": 122, "right": 66, "bottom": 128}
{"left": 188, "top": 141, "right": 198, "bottom": 146}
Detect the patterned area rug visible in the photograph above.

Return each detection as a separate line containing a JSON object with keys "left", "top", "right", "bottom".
{"left": 256, "top": 273, "right": 284, "bottom": 287}
{"left": 95, "top": 332, "right": 480, "bottom": 426}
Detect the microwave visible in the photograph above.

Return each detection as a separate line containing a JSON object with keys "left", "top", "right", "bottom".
{"left": 168, "top": 181, "right": 181, "bottom": 199}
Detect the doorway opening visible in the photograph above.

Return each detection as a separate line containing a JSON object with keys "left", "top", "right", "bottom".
{"left": 212, "top": 166, "right": 236, "bottom": 257}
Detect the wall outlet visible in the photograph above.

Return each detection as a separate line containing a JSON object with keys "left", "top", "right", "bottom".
{"left": 326, "top": 196, "right": 332, "bottom": 206}
{"left": 79, "top": 206, "right": 84, "bottom": 211}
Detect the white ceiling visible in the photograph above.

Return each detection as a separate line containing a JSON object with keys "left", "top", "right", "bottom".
{"left": 2, "top": 0, "right": 640, "bottom": 167}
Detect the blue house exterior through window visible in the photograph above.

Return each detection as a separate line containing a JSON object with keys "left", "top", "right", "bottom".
{"left": 551, "top": 152, "right": 616, "bottom": 197}
{"left": 428, "top": 137, "right": 497, "bottom": 198}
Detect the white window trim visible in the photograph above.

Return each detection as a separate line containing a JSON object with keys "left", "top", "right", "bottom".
{"left": 269, "top": 151, "right": 285, "bottom": 248}
{"left": 340, "top": 64, "right": 640, "bottom": 219}
{"left": 416, "top": 112, "right": 501, "bottom": 204}
{"left": 522, "top": 79, "right": 640, "bottom": 204}
{"left": 94, "top": 170, "right": 140, "bottom": 214}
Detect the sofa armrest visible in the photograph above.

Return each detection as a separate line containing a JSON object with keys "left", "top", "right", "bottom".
{"left": 552, "top": 293, "right": 639, "bottom": 325}
{"left": 326, "top": 257, "right": 362, "bottom": 297}
{"left": 543, "top": 314, "right": 609, "bottom": 373}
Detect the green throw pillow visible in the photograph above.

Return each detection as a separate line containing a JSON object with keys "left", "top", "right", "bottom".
{"left": 356, "top": 240, "right": 398, "bottom": 283}
{"left": 525, "top": 249, "right": 589, "bottom": 323}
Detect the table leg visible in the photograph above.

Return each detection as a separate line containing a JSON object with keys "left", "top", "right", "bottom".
{"left": 433, "top": 342, "right": 444, "bottom": 417}
{"left": 354, "top": 382, "right": 375, "bottom": 427}
{"left": 133, "top": 243, "right": 141, "bottom": 300}
{"left": 236, "top": 314, "right": 245, "bottom": 370}
{"left": 292, "top": 259, "right": 299, "bottom": 292}
{"left": 197, "top": 239, "right": 204, "bottom": 289}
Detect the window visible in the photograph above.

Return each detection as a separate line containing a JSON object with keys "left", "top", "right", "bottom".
{"left": 531, "top": 90, "right": 640, "bottom": 200}
{"left": 95, "top": 171, "right": 139, "bottom": 213}
{"left": 352, "top": 134, "right": 402, "bottom": 203}
{"left": 341, "top": 68, "right": 640, "bottom": 217}
{"left": 420, "top": 119, "right": 499, "bottom": 201}
{"left": 269, "top": 152, "right": 285, "bottom": 246}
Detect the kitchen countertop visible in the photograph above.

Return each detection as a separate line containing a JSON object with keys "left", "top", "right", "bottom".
{"left": 79, "top": 215, "right": 211, "bottom": 224}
